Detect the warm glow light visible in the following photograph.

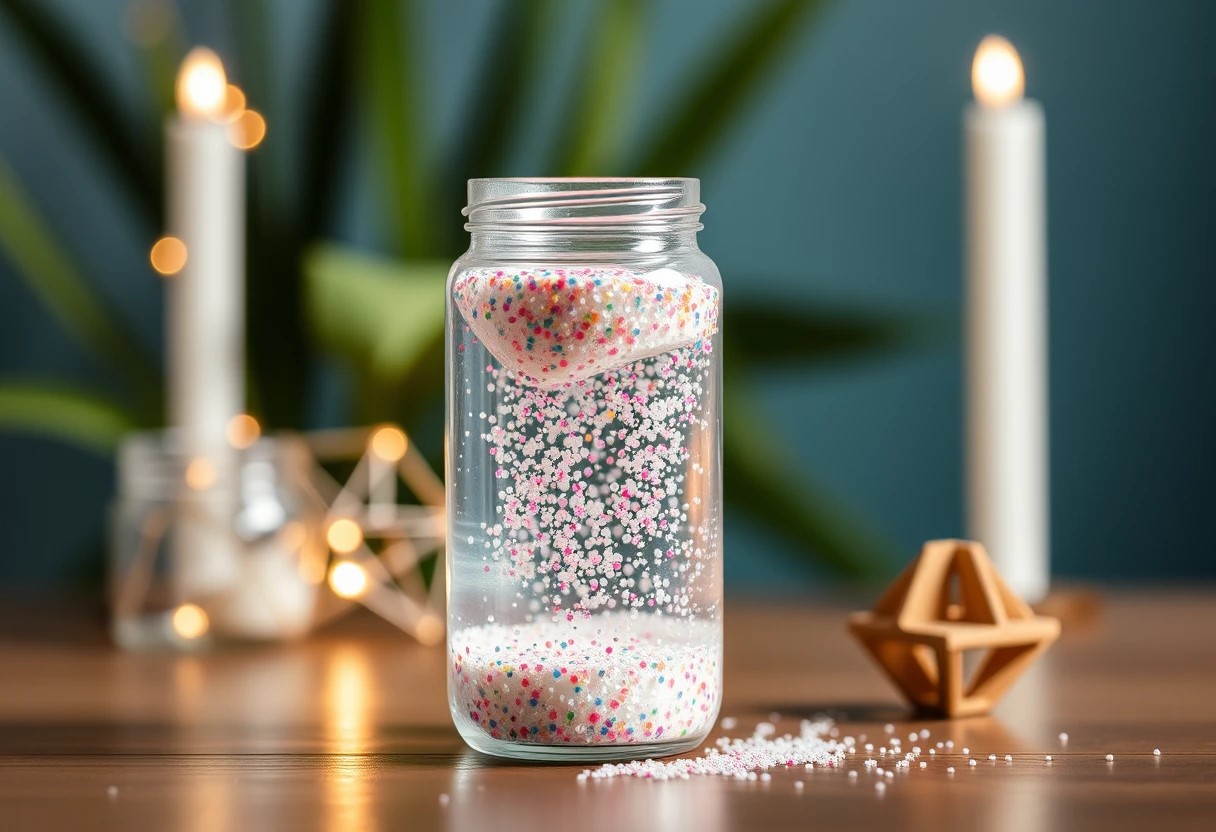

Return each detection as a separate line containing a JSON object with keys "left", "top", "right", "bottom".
{"left": 279, "top": 520, "right": 307, "bottom": 551}
{"left": 226, "top": 413, "right": 261, "bottom": 449}
{"left": 171, "top": 603, "right": 210, "bottom": 639}
{"left": 150, "top": 235, "right": 188, "bottom": 275}
{"left": 415, "top": 614, "right": 444, "bottom": 646}
{"left": 219, "top": 84, "right": 247, "bottom": 123}
{"left": 229, "top": 109, "right": 266, "bottom": 150}
{"left": 369, "top": 425, "right": 408, "bottom": 462}
{"left": 329, "top": 561, "right": 368, "bottom": 599}
{"left": 972, "top": 35, "right": 1024, "bottom": 108}
{"left": 184, "top": 456, "right": 216, "bottom": 491}
{"left": 326, "top": 518, "right": 364, "bottom": 554}
{"left": 176, "top": 47, "right": 228, "bottom": 119}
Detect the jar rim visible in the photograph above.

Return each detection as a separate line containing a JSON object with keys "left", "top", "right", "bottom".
{"left": 463, "top": 177, "right": 704, "bottom": 232}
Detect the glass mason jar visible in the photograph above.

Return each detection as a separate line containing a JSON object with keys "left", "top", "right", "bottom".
{"left": 445, "top": 178, "right": 724, "bottom": 761}
{"left": 109, "top": 430, "right": 328, "bottom": 649}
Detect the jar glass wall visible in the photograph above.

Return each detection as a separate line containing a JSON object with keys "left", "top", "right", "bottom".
{"left": 446, "top": 179, "right": 723, "bottom": 760}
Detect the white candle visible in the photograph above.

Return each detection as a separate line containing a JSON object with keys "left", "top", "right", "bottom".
{"left": 168, "top": 48, "right": 244, "bottom": 466}
{"left": 964, "top": 35, "right": 1049, "bottom": 602}
{"left": 167, "top": 48, "right": 243, "bottom": 598}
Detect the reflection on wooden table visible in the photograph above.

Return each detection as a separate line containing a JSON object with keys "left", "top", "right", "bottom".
{"left": 1, "top": 593, "right": 1214, "bottom": 831}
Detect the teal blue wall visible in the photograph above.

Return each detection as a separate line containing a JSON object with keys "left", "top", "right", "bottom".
{"left": 1, "top": 0, "right": 1213, "bottom": 588}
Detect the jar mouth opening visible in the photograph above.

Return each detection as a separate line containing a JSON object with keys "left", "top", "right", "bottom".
{"left": 464, "top": 178, "right": 704, "bottom": 232}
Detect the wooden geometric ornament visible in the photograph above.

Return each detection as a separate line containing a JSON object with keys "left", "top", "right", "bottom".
{"left": 848, "top": 539, "right": 1060, "bottom": 717}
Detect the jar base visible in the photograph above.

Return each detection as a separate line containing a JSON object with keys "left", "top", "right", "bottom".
{"left": 455, "top": 722, "right": 708, "bottom": 763}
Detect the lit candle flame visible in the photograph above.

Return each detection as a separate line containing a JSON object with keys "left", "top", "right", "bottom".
{"left": 176, "top": 47, "right": 228, "bottom": 119}
{"left": 972, "top": 35, "right": 1024, "bottom": 108}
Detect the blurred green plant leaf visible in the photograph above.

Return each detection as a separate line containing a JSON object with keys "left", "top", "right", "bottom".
{"left": 0, "top": 0, "right": 158, "bottom": 222}
{"left": 358, "top": 0, "right": 436, "bottom": 257}
{"left": 0, "top": 382, "right": 139, "bottom": 454}
{"left": 130, "top": 0, "right": 184, "bottom": 124}
{"left": 633, "top": 0, "right": 829, "bottom": 175}
{"left": 553, "top": 0, "right": 645, "bottom": 175}
{"left": 722, "top": 375, "right": 891, "bottom": 580}
{"left": 726, "top": 300, "right": 930, "bottom": 368}
{"left": 0, "top": 156, "right": 160, "bottom": 415}
{"left": 297, "top": 2, "right": 357, "bottom": 240}
{"left": 303, "top": 244, "right": 447, "bottom": 384}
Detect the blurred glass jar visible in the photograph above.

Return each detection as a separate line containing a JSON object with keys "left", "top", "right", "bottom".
{"left": 446, "top": 178, "right": 724, "bottom": 760}
{"left": 109, "top": 430, "right": 329, "bottom": 649}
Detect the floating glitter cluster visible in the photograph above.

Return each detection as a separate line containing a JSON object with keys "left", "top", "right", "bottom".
{"left": 453, "top": 267, "right": 719, "bottom": 387}
{"left": 451, "top": 615, "right": 720, "bottom": 745}
{"left": 581, "top": 719, "right": 847, "bottom": 781}
{"left": 454, "top": 266, "right": 721, "bottom": 620}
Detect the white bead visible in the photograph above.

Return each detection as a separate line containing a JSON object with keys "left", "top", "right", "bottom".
{"left": 1153, "top": 748, "right": 1162, "bottom": 756}
{"left": 1045, "top": 755, "right": 1052, "bottom": 761}
{"left": 969, "top": 759, "right": 977, "bottom": 766}
{"left": 1005, "top": 754, "right": 1013, "bottom": 762}
{"left": 1058, "top": 732, "right": 1069, "bottom": 743}
{"left": 919, "top": 762, "right": 927, "bottom": 769}
{"left": 946, "top": 766, "right": 955, "bottom": 774}
{"left": 1106, "top": 754, "right": 1114, "bottom": 762}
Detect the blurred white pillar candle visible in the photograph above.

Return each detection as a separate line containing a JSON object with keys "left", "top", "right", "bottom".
{"left": 167, "top": 48, "right": 244, "bottom": 597}
{"left": 964, "top": 36, "right": 1049, "bottom": 601}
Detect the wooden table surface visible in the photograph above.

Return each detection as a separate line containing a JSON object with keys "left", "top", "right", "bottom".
{"left": 1, "top": 592, "right": 1214, "bottom": 831}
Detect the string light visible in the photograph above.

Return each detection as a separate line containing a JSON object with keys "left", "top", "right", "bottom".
{"left": 225, "top": 413, "right": 261, "bottom": 449}
{"left": 229, "top": 109, "right": 266, "bottom": 150}
{"left": 171, "top": 603, "right": 209, "bottom": 639}
{"left": 219, "top": 84, "right": 246, "bottom": 123}
{"left": 370, "top": 425, "right": 408, "bottom": 462}
{"left": 150, "top": 236, "right": 188, "bottom": 275}
{"left": 184, "top": 457, "right": 216, "bottom": 491}
{"left": 326, "top": 518, "right": 364, "bottom": 554}
{"left": 329, "top": 561, "right": 368, "bottom": 599}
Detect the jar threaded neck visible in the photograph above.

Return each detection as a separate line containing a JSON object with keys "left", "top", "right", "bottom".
{"left": 463, "top": 178, "right": 704, "bottom": 234}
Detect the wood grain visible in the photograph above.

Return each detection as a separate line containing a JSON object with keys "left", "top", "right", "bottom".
{"left": 1, "top": 592, "right": 1214, "bottom": 831}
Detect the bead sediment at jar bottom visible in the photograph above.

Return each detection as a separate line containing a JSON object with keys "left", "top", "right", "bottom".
{"left": 451, "top": 614, "right": 720, "bottom": 745}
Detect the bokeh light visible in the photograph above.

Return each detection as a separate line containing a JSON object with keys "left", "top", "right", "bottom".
{"left": 229, "top": 109, "right": 266, "bottom": 150}
{"left": 184, "top": 457, "right": 216, "bottom": 491}
{"left": 369, "top": 425, "right": 408, "bottom": 462}
{"left": 329, "top": 561, "right": 368, "bottom": 599}
{"left": 225, "top": 413, "right": 261, "bottom": 449}
{"left": 171, "top": 603, "right": 209, "bottom": 639}
{"left": 326, "top": 518, "right": 364, "bottom": 554}
{"left": 150, "top": 235, "right": 188, "bottom": 275}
